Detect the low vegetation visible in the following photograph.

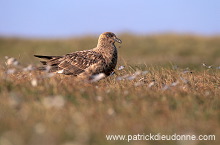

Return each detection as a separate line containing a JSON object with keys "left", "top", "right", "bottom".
{"left": 0, "top": 34, "right": 219, "bottom": 145}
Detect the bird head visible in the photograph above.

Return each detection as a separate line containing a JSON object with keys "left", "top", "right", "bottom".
{"left": 99, "top": 32, "right": 122, "bottom": 45}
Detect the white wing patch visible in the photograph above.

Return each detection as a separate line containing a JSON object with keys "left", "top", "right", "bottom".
{"left": 57, "top": 69, "right": 64, "bottom": 74}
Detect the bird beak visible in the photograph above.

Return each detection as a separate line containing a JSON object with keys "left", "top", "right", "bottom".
{"left": 114, "top": 37, "right": 122, "bottom": 44}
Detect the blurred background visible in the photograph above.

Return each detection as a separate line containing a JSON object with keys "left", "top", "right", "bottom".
{"left": 0, "top": 0, "right": 220, "bottom": 67}
{"left": 1, "top": 0, "right": 220, "bottom": 37}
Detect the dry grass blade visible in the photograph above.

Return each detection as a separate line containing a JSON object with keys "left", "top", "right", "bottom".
{"left": 0, "top": 34, "right": 220, "bottom": 145}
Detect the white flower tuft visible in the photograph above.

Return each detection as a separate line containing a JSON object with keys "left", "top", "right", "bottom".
{"left": 90, "top": 73, "right": 105, "bottom": 82}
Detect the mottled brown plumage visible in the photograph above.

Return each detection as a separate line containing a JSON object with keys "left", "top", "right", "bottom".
{"left": 34, "top": 32, "right": 122, "bottom": 79}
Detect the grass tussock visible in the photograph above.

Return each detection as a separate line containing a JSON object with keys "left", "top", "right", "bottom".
{"left": 0, "top": 34, "right": 220, "bottom": 145}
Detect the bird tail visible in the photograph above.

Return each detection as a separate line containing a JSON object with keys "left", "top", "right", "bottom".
{"left": 34, "top": 54, "right": 62, "bottom": 73}
{"left": 34, "top": 55, "right": 61, "bottom": 60}
{"left": 37, "top": 66, "right": 47, "bottom": 71}
{"left": 40, "top": 61, "right": 47, "bottom": 65}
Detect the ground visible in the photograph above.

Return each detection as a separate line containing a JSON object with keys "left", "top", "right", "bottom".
{"left": 0, "top": 34, "right": 219, "bottom": 145}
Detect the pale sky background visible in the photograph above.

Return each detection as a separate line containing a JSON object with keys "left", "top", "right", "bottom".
{"left": 0, "top": 0, "right": 220, "bottom": 38}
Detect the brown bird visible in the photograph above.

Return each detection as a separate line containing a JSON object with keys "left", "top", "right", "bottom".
{"left": 34, "top": 32, "right": 122, "bottom": 79}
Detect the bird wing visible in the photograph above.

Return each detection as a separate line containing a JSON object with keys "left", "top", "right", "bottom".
{"left": 56, "top": 50, "right": 104, "bottom": 75}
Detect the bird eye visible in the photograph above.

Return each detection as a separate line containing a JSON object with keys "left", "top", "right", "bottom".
{"left": 107, "top": 33, "right": 112, "bottom": 37}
